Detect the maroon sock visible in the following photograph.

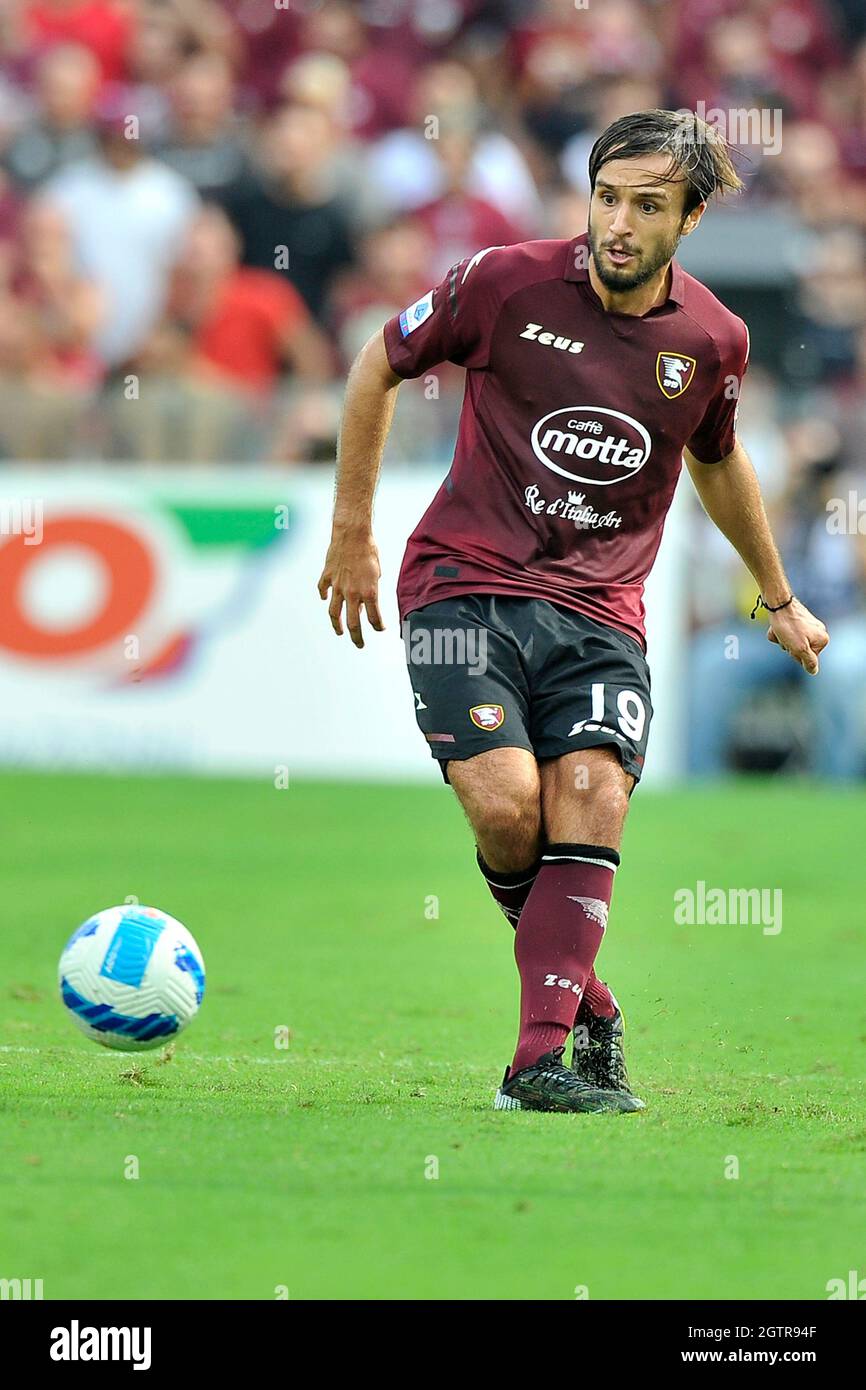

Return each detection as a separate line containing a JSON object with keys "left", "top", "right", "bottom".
{"left": 581, "top": 972, "right": 618, "bottom": 1019}
{"left": 510, "top": 843, "right": 620, "bottom": 1076}
{"left": 476, "top": 850, "right": 540, "bottom": 927}
{"left": 478, "top": 849, "right": 616, "bottom": 1018}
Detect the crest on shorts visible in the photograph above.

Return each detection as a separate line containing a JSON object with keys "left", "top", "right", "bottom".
{"left": 469, "top": 704, "right": 505, "bottom": 731}
{"left": 656, "top": 351, "right": 696, "bottom": 399}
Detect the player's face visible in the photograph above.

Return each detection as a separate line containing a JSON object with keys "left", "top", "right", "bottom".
{"left": 588, "top": 154, "right": 700, "bottom": 293}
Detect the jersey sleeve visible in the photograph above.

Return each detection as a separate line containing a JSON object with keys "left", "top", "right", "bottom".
{"left": 382, "top": 246, "right": 506, "bottom": 378}
{"left": 686, "top": 317, "right": 750, "bottom": 464}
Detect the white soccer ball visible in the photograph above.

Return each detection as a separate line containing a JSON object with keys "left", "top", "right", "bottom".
{"left": 58, "top": 905, "right": 205, "bottom": 1051}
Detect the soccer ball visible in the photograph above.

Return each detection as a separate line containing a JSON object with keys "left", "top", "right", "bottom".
{"left": 58, "top": 905, "right": 205, "bottom": 1051}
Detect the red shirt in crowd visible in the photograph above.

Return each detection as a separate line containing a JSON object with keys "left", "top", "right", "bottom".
{"left": 25, "top": 2, "right": 135, "bottom": 82}
{"left": 193, "top": 268, "right": 308, "bottom": 393}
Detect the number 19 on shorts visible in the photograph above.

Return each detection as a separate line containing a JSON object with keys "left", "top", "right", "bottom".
{"left": 567, "top": 682, "right": 648, "bottom": 744}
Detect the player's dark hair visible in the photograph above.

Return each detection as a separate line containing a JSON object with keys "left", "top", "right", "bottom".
{"left": 588, "top": 110, "right": 744, "bottom": 218}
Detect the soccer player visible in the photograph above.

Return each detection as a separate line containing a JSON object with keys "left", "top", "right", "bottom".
{"left": 318, "top": 110, "right": 829, "bottom": 1113}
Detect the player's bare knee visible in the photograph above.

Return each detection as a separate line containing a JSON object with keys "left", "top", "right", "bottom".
{"left": 542, "top": 746, "right": 632, "bottom": 844}
{"left": 593, "top": 780, "right": 631, "bottom": 833}
{"left": 475, "top": 793, "right": 540, "bottom": 869}
{"left": 583, "top": 759, "right": 632, "bottom": 826}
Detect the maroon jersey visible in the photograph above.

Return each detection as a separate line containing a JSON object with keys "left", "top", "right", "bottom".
{"left": 383, "top": 234, "right": 750, "bottom": 648}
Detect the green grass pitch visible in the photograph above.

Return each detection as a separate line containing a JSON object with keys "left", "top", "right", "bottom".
{"left": 1, "top": 771, "right": 865, "bottom": 1300}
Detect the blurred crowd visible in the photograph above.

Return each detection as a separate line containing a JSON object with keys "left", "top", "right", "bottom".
{"left": 2, "top": 0, "right": 866, "bottom": 461}
{"left": 1, "top": 0, "right": 866, "bottom": 774}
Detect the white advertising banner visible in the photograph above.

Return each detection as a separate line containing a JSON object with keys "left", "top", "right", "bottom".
{"left": 0, "top": 468, "right": 686, "bottom": 782}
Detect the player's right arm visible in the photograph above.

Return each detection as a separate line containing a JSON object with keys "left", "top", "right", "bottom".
{"left": 320, "top": 247, "right": 506, "bottom": 645}
{"left": 318, "top": 328, "right": 402, "bottom": 647}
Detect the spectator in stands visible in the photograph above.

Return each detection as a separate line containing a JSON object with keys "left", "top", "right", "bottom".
{"left": 0, "top": 194, "right": 103, "bottom": 459}
{"left": 223, "top": 102, "right": 354, "bottom": 324}
{"left": 126, "top": 2, "right": 187, "bottom": 88}
{"left": 786, "top": 226, "right": 866, "bottom": 385}
{"left": 671, "top": 0, "right": 843, "bottom": 121}
{"left": 331, "top": 217, "right": 434, "bottom": 366}
{"left": 0, "top": 0, "right": 860, "bottom": 504}
{"left": 122, "top": 2, "right": 240, "bottom": 144}
{"left": 329, "top": 215, "right": 461, "bottom": 464}
{"left": 0, "top": 167, "right": 23, "bottom": 287}
{"left": 156, "top": 52, "right": 252, "bottom": 201}
{"left": 768, "top": 119, "right": 866, "bottom": 229}
{"left": 412, "top": 125, "right": 527, "bottom": 279}
{"left": 22, "top": 0, "right": 136, "bottom": 83}
{"left": 560, "top": 73, "right": 663, "bottom": 196}
{"left": 831, "top": 38, "right": 866, "bottom": 182}
{"left": 9, "top": 196, "right": 105, "bottom": 384}
{"left": 145, "top": 204, "right": 333, "bottom": 394}
{"left": 277, "top": 51, "right": 371, "bottom": 228}
{"left": 677, "top": 12, "right": 805, "bottom": 120}
{"left": 543, "top": 183, "right": 589, "bottom": 239}
{"left": 123, "top": 7, "right": 188, "bottom": 146}
{"left": 356, "top": 0, "right": 485, "bottom": 68}
{"left": 688, "top": 419, "right": 866, "bottom": 779}
{"left": 215, "top": 0, "right": 303, "bottom": 113}
{"left": 510, "top": 1, "right": 596, "bottom": 157}
{"left": 298, "top": 0, "right": 412, "bottom": 140}
{"left": 4, "top": 43, "right": 99, "bottom": 189}
{"left": 831, "top": 321, "right": 866, "bottom": 458}
{"left": 364, "top": 59, "right": 543, "bottom": 233}
{"left": 510, "top": 0, "right": 660, "bottom": 154}
{"left": 45, "top": 83, "right": 198, "bottom": 367}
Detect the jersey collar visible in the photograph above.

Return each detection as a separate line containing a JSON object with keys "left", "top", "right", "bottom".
{"left": 563, "top": 235, "right": 685, "bottom": 307}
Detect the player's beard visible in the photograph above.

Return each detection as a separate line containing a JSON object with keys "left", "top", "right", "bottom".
{"left": 588, "top": 221, "right": 684, "bottom": 294}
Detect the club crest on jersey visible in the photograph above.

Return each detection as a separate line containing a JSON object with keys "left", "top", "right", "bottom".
{"left": 656, "top": 352, "right": 696, "bottom": 399}
{"left": 399, "top": 290, "right": 434, "bottom": 337}
{"left": 469, "top": 704, "right": 505, "bottom": 731}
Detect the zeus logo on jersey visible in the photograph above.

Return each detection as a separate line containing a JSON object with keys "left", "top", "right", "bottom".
{"left": 531, "top": 406, "right": 651, "bottom": 487}
{"left": 399, "top": 291, "right": 435, "bottom": 337}
{"left": 519, "top": 322, "right": 584, "bottom": 353}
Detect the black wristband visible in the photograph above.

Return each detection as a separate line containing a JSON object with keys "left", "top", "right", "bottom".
{"left": 750, "top": 593, "right": 794, "bottom": 620}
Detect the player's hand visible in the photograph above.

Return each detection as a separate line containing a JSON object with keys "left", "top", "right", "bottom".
{"left": 317, "top": 529, "right": 385, "bottom": 648}
{"left": 766, "top": 597, "right": 828, "bottom": 675}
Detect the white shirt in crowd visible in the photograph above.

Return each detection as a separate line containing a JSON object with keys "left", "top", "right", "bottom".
{"left": 46, "top": 156, "right": 199, "bottom": 367}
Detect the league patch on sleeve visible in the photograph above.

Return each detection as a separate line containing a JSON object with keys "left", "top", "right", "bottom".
{"left": 399, "top": 290, "right": 435, "bottom": 337}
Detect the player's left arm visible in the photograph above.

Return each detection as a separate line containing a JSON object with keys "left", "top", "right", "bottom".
{"left": 684, "top": 440, "right": 829, "bottom": 674}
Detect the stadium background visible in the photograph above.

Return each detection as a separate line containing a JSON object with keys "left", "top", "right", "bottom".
{"left": 1, "top": 0, "right": 866, "bottom": 1304}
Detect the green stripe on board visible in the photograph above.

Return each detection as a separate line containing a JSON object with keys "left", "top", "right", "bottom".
{"left": 161, "top": 504, "right": 291, "bottom": 548}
